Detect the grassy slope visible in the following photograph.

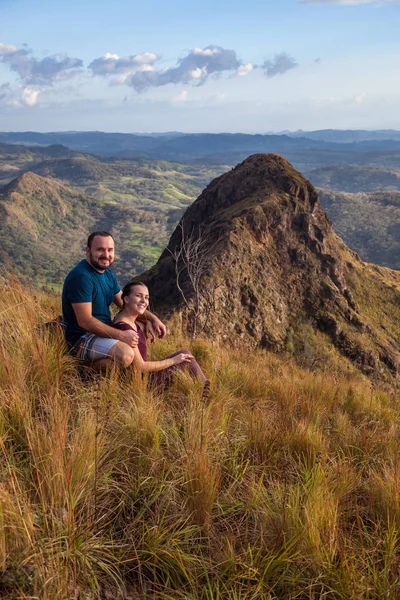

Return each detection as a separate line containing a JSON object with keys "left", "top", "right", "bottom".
{"left": 0, "top": 284, "right": 399, "bottom": 599}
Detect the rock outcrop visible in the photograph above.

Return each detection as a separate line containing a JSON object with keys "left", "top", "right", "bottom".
{"left": 138, "top": 154, "right": 400, "bottom": 379}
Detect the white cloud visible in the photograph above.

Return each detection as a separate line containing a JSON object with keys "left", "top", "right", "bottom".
{"left": 190, "top": 67, "right": 204, "bottom": 79}
{"left": 89, "top": 45, "right": 249, "bottom": 91}
{"left": 21, "top": 87, "right": 40, "bottom": 106}
{"left": 89, "top": 51, "right": 159, "bottom": 76}
{"left": 262, "top": 53, "right": 298, "bottom": 77}
{"left": 90, "top": 46, "right": 299, "bottom": 92}
{"left": 193, "top": 47, "right": 220, "bottom": 56}
{"left": 0, "top": 42, "right": 83, "bottom": 85}
{"left": 134, "top": 52, "right": 158, "bottom": 65}
{"left": 237, "top": 63, "right": 254, "bottom": 77}
{"left": 173, "top": 90, "right": 189, "bottom": 102}
{"left": 0, "top": 42, "right": 18, "bottom": 54}
{"left": 354, "top": 91, "right": 367, "bottom": 103}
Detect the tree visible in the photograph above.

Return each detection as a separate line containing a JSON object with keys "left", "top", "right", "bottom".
{"left": 168, "top": 221, "right": 221, "bottom": 339}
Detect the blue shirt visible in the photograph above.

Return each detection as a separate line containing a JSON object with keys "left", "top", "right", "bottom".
{"left": 62, "top": 259, "right": 120, "bottom": 347}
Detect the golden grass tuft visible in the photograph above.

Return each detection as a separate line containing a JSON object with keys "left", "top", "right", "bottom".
{"left": 0, "top": 281, "right": 400, "bottom": 598}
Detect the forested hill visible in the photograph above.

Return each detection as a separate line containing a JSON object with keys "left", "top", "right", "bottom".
{"left": 0, "top": 140, "right": 399, "bottom": 286}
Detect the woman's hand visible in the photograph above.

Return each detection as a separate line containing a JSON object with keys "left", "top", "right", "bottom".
{"left": 172, "top": 352, "right": 193, "bottom": 365}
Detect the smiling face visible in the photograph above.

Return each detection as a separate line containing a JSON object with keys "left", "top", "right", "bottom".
{"left": 123, "top": 284, "right": 150, "bottom": 316}
{"left": 86, "top": 235, "right": 115, "bottom": 272}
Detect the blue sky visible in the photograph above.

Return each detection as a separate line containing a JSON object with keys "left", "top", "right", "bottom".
{"left": 0, "top": 0, "right": 399, "bottom": 132}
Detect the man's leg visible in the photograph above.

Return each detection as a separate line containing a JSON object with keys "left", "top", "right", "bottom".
{"left": 78, "top": 335, "right": 135, "bottom": 370}
{"left": 93, "top": 341, "right": 135, "bottom": 370}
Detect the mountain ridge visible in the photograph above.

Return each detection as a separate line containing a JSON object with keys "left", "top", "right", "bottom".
{"left": 137, "top": 153, "right": 400, "bottom": 381}
{"left": 3, "top": 131, "right": 400, "bottom": 160}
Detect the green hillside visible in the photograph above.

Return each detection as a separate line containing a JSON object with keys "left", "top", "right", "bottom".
{"left": 29, "top": 156, "right": 225, "bottom": 210}
{"left": 319, "top": 189, "right": 400, "bottom": 270}
{"left": 0, "top": 165, "right": 224, "bottom": 286}
{"left": 0, "top": 143, "right": 87, "bottom": 187}
{"left": 0, "top": 172, "right": 164, "bottom": 284}
{"left": 307, "top": 165, "right": 400, "bottom": 192}
{"left": 31, "top": 156, "right": 119, "bottom": 182}
{"left": 0, "top": 173, "right": 99, "bottom": 283}
{"left": 0, "top": 151, "right": 226, "bottom": 286}
{"left": 0, "top": 144, "right": 399, "bottom": 286}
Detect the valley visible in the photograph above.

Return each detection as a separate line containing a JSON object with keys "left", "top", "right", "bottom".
{"left": 0, "top": 132, "right": 399, "bottom": 288}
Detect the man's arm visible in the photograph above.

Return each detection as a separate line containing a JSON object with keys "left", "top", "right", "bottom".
{"left": 72, "top": 302, "right": 138, "bottom": 348}
{"left": 141, "top": 310, "right": 167, "bottom": 340}
{"left": 113, "top": 291, "right": 123, "bottom": 309}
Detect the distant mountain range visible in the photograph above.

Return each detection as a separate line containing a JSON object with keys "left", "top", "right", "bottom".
{"left": 2, "top": 130, "right": 400, "bottom": 162}
{"left": 286, "top": 129, "right": 400, "bottom": 143}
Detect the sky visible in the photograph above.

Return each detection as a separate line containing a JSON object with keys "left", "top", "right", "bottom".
{"left": 0, "top": 0, "right": 399, "bottom": 133}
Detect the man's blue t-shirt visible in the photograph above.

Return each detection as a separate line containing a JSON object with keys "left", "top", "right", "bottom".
{"left": 62, "top": 260, "right": 120, "bottom": 347}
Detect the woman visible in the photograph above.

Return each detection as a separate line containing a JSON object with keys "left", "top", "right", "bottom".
{"left": 113, "top": 281, "right": 209, "bottom": 387}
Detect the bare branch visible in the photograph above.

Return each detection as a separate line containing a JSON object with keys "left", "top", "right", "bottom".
{"left": 167, "top": 220, "right": 221, "bottom": 338}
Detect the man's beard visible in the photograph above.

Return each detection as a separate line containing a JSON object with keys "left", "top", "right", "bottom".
{"left": 88, "top": 251, "right": 114, "bottom": 271}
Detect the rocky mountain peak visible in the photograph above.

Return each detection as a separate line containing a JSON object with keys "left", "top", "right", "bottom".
{"left": 171, "top": 154, "right": 319, "bottom": 235}
{"left": 201, "top": 153, "right": 318, "bottom": 212}
{"left": 138, "top": 153, "right": 400, "bottom": 380}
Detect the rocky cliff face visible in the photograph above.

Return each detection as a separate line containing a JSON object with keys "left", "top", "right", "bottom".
{"left": 138, "top": 154, "right": 400, "bottom": 379}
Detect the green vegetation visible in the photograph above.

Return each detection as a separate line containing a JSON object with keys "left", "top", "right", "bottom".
{"left": 0, "top": 149, "right": 226, "bottom": 286}
{"left": 0, "top": 143, "right": 399, "bottom": 291}
{"left": 0, "top": 283, "right": 399, "bottom": 599}
{"left": 320, "top": 190, "right": 400, "bottom": 270}
{"left": 307, "top": 165, "right": 400, "bottom": 192}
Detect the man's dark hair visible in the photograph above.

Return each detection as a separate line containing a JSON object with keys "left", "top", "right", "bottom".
{"left": 87, "top": 231, "right": 114, "bottom": 249}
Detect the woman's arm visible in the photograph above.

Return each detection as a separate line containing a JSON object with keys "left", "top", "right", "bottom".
{"left": 132, "top": 347, "right": 192, "bottom": 372}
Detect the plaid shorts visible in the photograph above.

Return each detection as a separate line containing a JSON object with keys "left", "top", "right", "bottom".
{"left": 75, "top": 334, "right": 119, "bottom": 362}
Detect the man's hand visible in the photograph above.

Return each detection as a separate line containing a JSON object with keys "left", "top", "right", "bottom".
{"left": 150, "top": 315, "right": 167, "bottom": 339}
{"left": 72, "top": 301, "right": 139, "bottom": 344}
{"left": 117, "top": 328, "right": 139, "bottom": 348}
{"left": 145, "top": 316, "right": 167, "bottom": 343}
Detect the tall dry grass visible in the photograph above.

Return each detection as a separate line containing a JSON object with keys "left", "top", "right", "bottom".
{"left": 0, "top": 281, "right": 399, "bottom": 599}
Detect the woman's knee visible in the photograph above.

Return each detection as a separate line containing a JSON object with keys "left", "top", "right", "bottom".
{"left": 179, "top": 349, "right": 191, "bottom": 355}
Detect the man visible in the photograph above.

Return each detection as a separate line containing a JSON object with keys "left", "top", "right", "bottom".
{"left": 62, "top": 231, "right": 166, "bottom": 370}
